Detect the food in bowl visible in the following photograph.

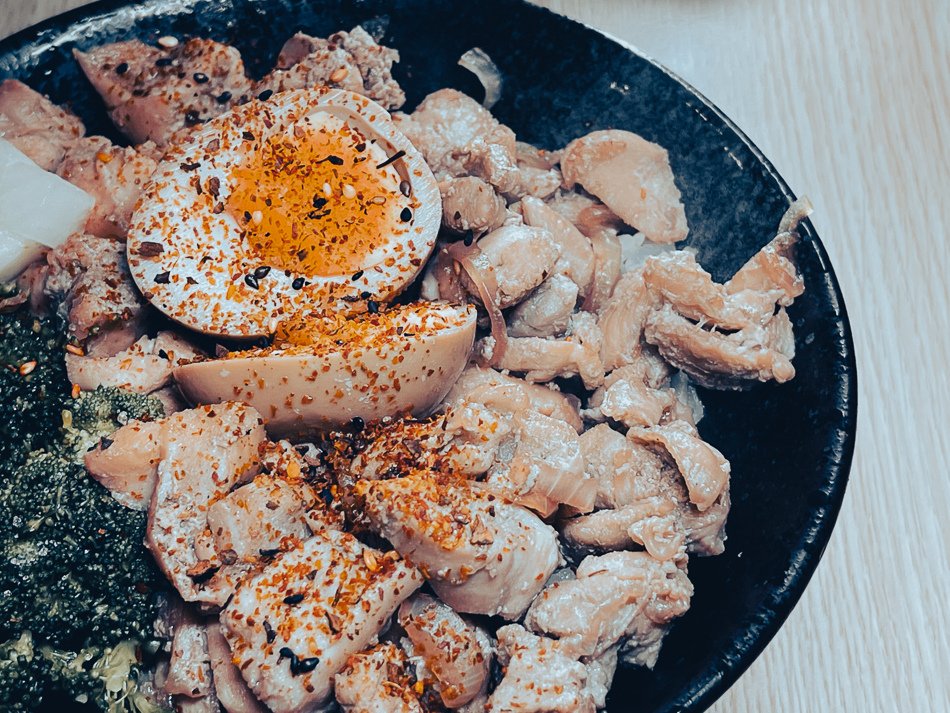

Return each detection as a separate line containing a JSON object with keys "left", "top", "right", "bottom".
{"left": 0, "top": 22, "right": 811, "bottom": 713}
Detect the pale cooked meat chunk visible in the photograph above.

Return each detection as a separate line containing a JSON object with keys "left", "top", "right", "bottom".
{"left": 74, "top": 39, "right": 252, "bottom": 146}
{"left": 174, "top": 695, "right": 223, "bottom": 713}
{"left": 357, "top": 473, "right": 560, "bottom": 620}
{"left": 585, "top": 229, "right": 623, "bottom": 313}
{"left": 597, "top": 270, "right": 658, "bottom": 372}
{"left": 726, "top": 232, "right": 804, "bottom": 306}
{"left": 220, "top": 530, "right": 422, "bottom": 713}
{"left": 398, "top": 594, "right": 493, "bottom": 708}
{"left": 393, "top": 88, "right": 515, "bottom": 179}
{"left": 507, "top": 273, "right": 579, "bottom": 339}
{"left": 546, "top": 190, "right": 625, "bottom": 240}
{"left": 207, "top": 623, "right": 267, "bottom": 713}
{"left": 165, "top": 606, "right": 213, "bottom": 699}
{"left": 56, "top": 136, "right": 158, "bottom": 239}
{"left": 463, "top": 224, "right": 560, "bottom": 309}
{"left": 644, "top": 303, "right": 796, "bottom": 388}
{"left": 67, "top": 330, "right": 203, "bottom": 394}
{"left": 561, "top": 130, "right": 688, "bottom": 244}
{"left": 258, "top": 27, "right": 405, "bottom": 109}
{"left": 585, "top": 647, "right": 619, "bottom": 710}
{"left": 485, "top": 311, "right": 605, "bottom": 388}
{"left": 439, "top": 176, "right": 507, "bottom": 235}
{"left": 523, "top": 551, "right": 693, "bottom": 666}
{"left": 335, "top": 643, "right": 422, "bottom": 713}
{"left": 628, "top": 420, "right": 730, "bottom": 511}
{"left": 442, "top": 365, "right": 583, "bottom": 433}
{"left": 587, "top": 364, "right": 677, "bottom": 429}
{"left": 488, "top": 625, "right": 597, "bottom": 713}
{"left": 85, "top": 418, "right": 164, "bottom": 510}
{"left": 146, "top": 403, "right": 265, "bottom": 602}
{"left": 559, "top": 498, "right": 685, "bottom": 562}
{"left": 0, "top": 79, "right": 85, "bottom": 171}
{"left": 43, "top": 232, "right": 147, "bottom": 346}
{"left": 521, "top": 196, "right": 594, "bottom": 294}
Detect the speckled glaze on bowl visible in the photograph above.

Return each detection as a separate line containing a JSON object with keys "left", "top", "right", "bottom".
{"left": 0, "top": 1, "right": 857, "bottom": 711}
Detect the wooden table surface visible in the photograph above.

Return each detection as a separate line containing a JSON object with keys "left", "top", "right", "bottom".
{"left": 3, "top": 1, "right": 949, "bottom": 711}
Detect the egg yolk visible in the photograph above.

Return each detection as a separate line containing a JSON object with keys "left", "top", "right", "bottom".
{"left": 227, "top": 112, "right": 410, "bottom": 278}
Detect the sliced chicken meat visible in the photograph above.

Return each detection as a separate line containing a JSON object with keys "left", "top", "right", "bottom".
{"left": 439, "top": 176, "right": 507, "bottom": 235}
{"left": 644, "top": 303, "right": 796, "bottom": 389}
{"left": 74, "top": 38, "right": 253, "bottom": 146}
{"left": 146, "top": 402, "right": 265, "bottom": 603}
{"left": 206, "top": 623, "right": 268, "bottom": 713}
{"left": 598, "top": 269, "right": 658, "bottom": 372}
{"left": 485, "top": 311, "right": 605, "bottom": 389}
{"left": 442, "top": 365, "right": 583, "bottom": 433}
{"left": 587, "top": 364, "right": 676, "bottom": 429}
{"left": 43, "top": 232, "right": 147, "bottom": 347}
{"left": 546, "top": 190, "right": 625, "bottom": 240}
{"left": 507, "top": 272, "right": 579, "bottom": 338}
{"left": 67, "top": 330, "right": 204, "bottom": 394}
{"left": 165, "top": 606, "right": 213, "bottom": 699}
{"left": 85, "top": 417, "right": 164, "bottom": 510}
{"left": 398, "top": 594, "right": 493, "bottom": 709}
{"left": 561, "top": 129, "right": 688, "bottom": 244}
{"left": 56, "top": 136, "right": 159, "bottom": 239}
{"left": 488, "top": 625, "right": 598, "bottom": 713}
{"left": 220, "top": 529, "right": 422, "bottom": 713}
{"left": 521, "top": 196, "right": 594, "bottom": 293}
{"left": 584, "top": 229, "right": 623, "bottom": 313}
{"left": 559, "top": 498, "right": 685, "bottom": 562}
{"left": 523, "top": 551, "right": 693, "bottom": 667}
{"left": 0, "top": 79, "right": 85, "bottom": 171}
{"left": 335, "top": 643, "right": 422, "bottom": 713}
{"left": 393, "top": 88, "right": 515, "bottom": 179}
{"left": 357, "top": 473, "right": 560, "bottom": 619}
{"left": 257, "top": 27, "right": 405, "bottom": 109}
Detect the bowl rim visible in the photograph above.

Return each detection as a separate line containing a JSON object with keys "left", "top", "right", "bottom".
{"left": 0, "top": 1, "right": 858, "bottom": 711}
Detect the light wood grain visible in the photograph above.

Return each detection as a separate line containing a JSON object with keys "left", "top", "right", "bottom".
{"left": 3, "top": 1, "right": 949, "bottom": 711}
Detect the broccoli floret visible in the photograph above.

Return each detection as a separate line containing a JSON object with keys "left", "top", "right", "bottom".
{"left": 0, "top": 632, "right": 53, "bottom": 711}
{"left": 0, "top": 452, "right": 165, "bottom": 651}
{"left": 0, "top": 307, "right": 71, "bottom": 470}
{"left": 58, "top": 387, "right": 165, "bottom": 463}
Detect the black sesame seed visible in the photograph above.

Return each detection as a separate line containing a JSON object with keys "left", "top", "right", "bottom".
{"left": 115, "top": 62, "right": 129, "bottom": 75}
{"left": 99, "top": 437, "right": 114, "bottom": 450}
{"left": 350, "top": 416, "right": 365, "bottom": 431}
{"left": 283, "top": 593, "right": 305, "bottom": 605}
{"left": 323, "top": 155, "right": 344, "bottom": 166}
{"left": 244, "top": 274, "right": 259, "bottom": 289}
{"left": 193, "top": 72, "right": 209, "bottom": 84}
{"left": 312, "top": 196, "right": 328, "bottom": 209}
{"left": 351, "top": 270, "right": 364, "bottom": 281}
{"left": 399, "top": 180, "right": 412, "bottom": 197}
{"left": 216, "top": 91, "right": 232, "bottom": 104}
{"left": 376, "top": 150, "right": 406, "bottom": 169}
{"left": 278, "top": 647, "right": 296, "bottom": 662}
{"left": 259, "top": 548, "right": 280, "bottom": 557}
{"left": 263, "top": 621, "right": 277, "bottom": 644}
{"left": 292, "top": 277, "right": 305, "bottom": 290}
{"left": 155, "top": 57, "right": 173, "bottom": 67}
{"left": 254, "top": 266, "right": 271, "bottom": 280}
{"left": 367, "top": 300, "right": 379, "bottom": 314}
{"left": 154, "top": 271, "right": 170, "bottom": 284}
{"left": 242, "top": 131, "right": 255, "bottom": 141}
{"left": 257, "top": 89, "right": 273, "bottom": 101}
{"left": 400, "top": 207, "right": 413, "bottom": 222}
{"left": 360, "top": 291, "right": 372, "bottom": 299}
{"left": 355, "top": 142, "right": 366, "bottom": 152}
{"left": 291, "top": 657, "right": 320, "bottom": 676}
{"left": 184, "top": 110, "right": 200, "bottom": 126}
{"left": 158, "top": 349, "right": 169, "bottom": 360}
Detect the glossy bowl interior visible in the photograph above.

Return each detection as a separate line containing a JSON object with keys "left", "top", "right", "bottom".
{"left": 0, "top": 1, "right": 857, "bottom": 711}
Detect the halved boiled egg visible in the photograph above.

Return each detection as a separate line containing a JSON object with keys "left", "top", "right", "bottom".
{"left": 173, "top": 302, "right": 476, "bottom": 436}
{"left": 126, "top": 88, "right": 441, "bottom": 337}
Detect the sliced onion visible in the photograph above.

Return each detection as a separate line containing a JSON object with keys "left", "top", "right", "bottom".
{"left": 458, "top": 48, "right": 503, "bottom": 109}
{"left": 445, "top": 241, "right": 508, "bottom": 365}
{"left": 777, "top": 196, "right": 813, "bottom": 235}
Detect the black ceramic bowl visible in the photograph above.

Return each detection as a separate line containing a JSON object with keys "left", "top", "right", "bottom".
{"left": 0, "top": 1, "right": 856, "bottom": 711}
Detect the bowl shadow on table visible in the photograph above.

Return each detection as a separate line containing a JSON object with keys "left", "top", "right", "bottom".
{"left": 0, "top": 0, "right": 856, "bottom": 711}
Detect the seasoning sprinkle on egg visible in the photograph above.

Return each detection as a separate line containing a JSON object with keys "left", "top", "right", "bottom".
{"left": 126, "top": 87, "right": 441, "bottom": 338}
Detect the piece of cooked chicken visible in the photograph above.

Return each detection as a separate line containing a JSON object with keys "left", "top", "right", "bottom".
{"left": 357, "top": 473, "right": 560, "bottom": 620}
{"left": 0, "top": 79, "right": 85, "bottom": 171}
{"left": 220, "top": 529, "right": 422, "bottom": 713}
{"left": 334, "top": 643, "right": 422, "bottom": 713}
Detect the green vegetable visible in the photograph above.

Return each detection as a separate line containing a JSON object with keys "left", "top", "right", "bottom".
{"left": 0, "top": 308, "right": 71, "bottom": 469}
{"left": 0, "top": 305, "right": 170, "bottom": 711}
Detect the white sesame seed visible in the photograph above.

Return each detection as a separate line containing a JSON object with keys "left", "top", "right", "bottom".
{"left": 252, "top": 210, "right": 263, "bottom": 224}
{"left": 323, "top": 182, "right": 332, "bottom": 197}
{"left": 342, "top": 183, "right": 356, "bottom": 199}
{"left": 157, "top": 35, "right": 179, "bottom": 48}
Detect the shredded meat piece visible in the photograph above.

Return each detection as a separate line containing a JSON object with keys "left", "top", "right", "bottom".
{"left": 484, "top": 311, "right": 605, "bottom": 388}
{"left": 507, "top": 273, "right": 579, "bottom": 338}
{"left": 56, "top": 136, "right": 159, "bottom": 239}
{"left": 589, "top": 365, "right": 677, "bottom": 429}
{"left": 585, "top": 229, "right": 623, "bottom": 313}
{"left": 335, "top": 643, "right": 422, "bottom": 713}
{"left": 521, "top": 196, "right": 594, "bottom": 294}
{"left": 74, "top": 38, "right": 252, "bottom": 146}
{"left": 165, "top": 605, "right": 213, "bottom": 699}
{"left": 207, "top": 622, "right": 267, "bottom": 713}
{"left": 488, "top": 625, "right": 598, "bottom": 713}
{"left": 85, "top": 418, "right": 164, "bottom": 510}
{"left": 0, "top": 79, "right": 85, "bottom": 171}
{"left": 561, "top": 129, "right": 688, "bottom": 243}
{"left": 43, "top": 232, "right": 147, "bottom": 345}
{"left": 357, "top": 473, "right": 560, "bottom": 620}
{"left": 257, "top": 27, "right": 405, "bottom": 109}
{"left": 546, "top": 190, "right": 625, "bottom": 240}
{"left": 221, "top": 530, "right": 422, "bottom": 713}
{"left": 439, "top": 176, "right": 507, "bottom": 235}
{"left": 598, "top": 270, "right": 657, "bottom": 372}
{"left": 523, "top": 551, "right": 693, "bottom": 666}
